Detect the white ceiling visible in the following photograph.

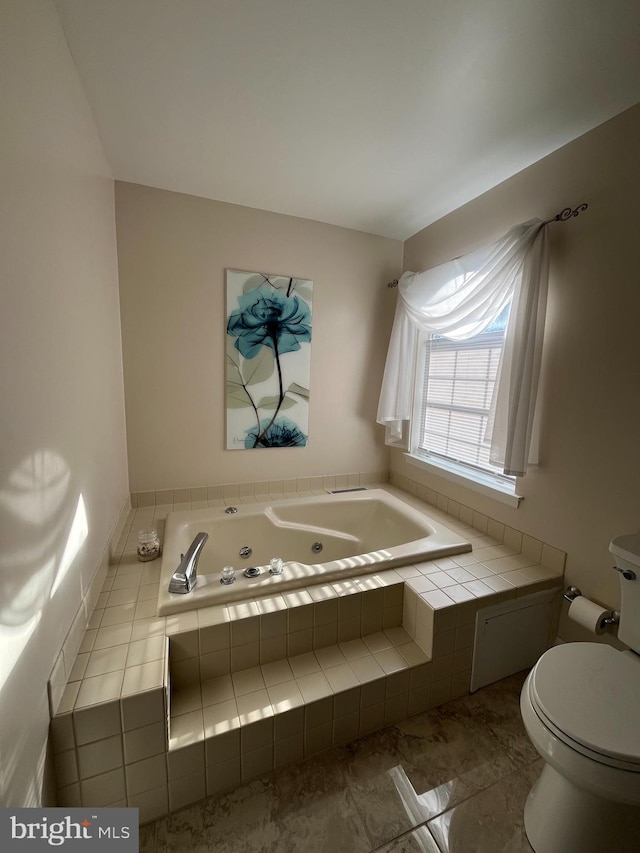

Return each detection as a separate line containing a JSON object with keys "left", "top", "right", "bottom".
{"left": 54, "top": 0, "right": 640, "bottom": 240}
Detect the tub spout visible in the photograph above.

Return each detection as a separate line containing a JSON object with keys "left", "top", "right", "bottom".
{"left": 168, "top": 532, "right": 209, "bottom": 594}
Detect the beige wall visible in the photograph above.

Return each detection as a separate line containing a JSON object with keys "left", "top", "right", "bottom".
{"left": 0, "top": 0, "right": 129, "bottom": 805}
{"left": 394, "top": 104, "right": 640, "bottom": 639}
{"left": 116, "top": 183, "right": 402, "bottom": 493}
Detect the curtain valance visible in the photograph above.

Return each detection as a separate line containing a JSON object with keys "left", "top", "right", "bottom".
{"left": 377, "top": 219, "right": 550, "bottom": 477}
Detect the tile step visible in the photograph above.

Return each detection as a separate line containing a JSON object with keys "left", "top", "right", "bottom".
{"left": 168, "top": 629, "right": 432, "bottom": 754}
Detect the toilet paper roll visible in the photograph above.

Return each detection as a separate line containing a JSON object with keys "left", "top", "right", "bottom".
{"left": 568, "top": 596, "right": 609, "bottom": 635}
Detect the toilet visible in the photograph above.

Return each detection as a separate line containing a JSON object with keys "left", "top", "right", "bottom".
{"left": 520, "top": 533, "right": 640, "bottom": 853}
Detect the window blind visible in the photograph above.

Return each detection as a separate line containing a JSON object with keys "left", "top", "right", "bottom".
{"left": 417, "top": 328, "right": 514, "bottom": 483}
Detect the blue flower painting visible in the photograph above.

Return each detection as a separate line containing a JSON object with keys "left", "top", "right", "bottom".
{"left": 226, "top": 271, "right": 312, "bottom": 450}
{"left": 244, "top": 417, "right": 308, "bottom": 448}
{"left": 228, "top": 287, "right": 311, "bottom": 359}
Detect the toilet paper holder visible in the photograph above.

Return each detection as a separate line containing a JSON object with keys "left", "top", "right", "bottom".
{"left": 563, "top": 585, "right": 620, "bottom": 626}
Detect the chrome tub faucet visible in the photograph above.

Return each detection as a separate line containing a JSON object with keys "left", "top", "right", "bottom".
{"left": 168, "top": 531, "right": 209, "bottom": 594}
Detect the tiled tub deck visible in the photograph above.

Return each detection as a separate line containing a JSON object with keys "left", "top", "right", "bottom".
{"left": 49, "top": 488, "right": 563, "bottom": 823}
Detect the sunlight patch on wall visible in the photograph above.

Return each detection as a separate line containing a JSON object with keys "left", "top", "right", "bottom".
{"left": 51, "top": 494, "right": 88, "bottom": 598}
{"left": 0, "top": 451, "right": 75, "bottom": 692}
{"left": 0, "top": 610, "right": 43, "bottom": 693}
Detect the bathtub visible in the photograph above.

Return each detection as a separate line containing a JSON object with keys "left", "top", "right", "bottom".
{"left": 156, "top": 488, "right": 471, "bottom": 615}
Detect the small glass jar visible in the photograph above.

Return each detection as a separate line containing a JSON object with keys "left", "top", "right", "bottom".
{"left": 137, "top": 527, "right": 161, "bottom": 562}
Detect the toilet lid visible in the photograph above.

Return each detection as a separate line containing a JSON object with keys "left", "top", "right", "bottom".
{"left": 530, "top": 643, "right": 640, "bottom": 765}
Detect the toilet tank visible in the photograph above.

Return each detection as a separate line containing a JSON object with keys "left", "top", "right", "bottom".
{"left": 610, "top": 533, "right": 640, "bottom": 652}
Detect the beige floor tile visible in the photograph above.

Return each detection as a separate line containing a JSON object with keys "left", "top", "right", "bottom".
{"left": 428, "top": 766, "right": 536, "bottom": 852}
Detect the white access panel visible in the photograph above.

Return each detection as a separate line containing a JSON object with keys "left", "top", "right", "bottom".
{"left": 470, "top": 587, "right": 561, "bottom": 692}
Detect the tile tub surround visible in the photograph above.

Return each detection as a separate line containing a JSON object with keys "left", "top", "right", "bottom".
{"left": 47, "top": 496, "right": 133, "bottom": 718}
{"left": 49, "top": 485, "right": 564, "bottom": 822}
{"left": 167, "top": 620, "right": 434, "bottom": 811}
{"left": 129, "top": 470, "right": 390, "bottom": 508}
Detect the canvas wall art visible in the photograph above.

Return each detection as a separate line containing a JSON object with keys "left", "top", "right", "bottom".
{"left": 225, "top": 270, "right": 313, "bottom": 449}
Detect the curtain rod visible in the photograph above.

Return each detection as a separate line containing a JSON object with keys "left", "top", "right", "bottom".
{"left": 387, "top": 202, "right": 589, "bottom": 287}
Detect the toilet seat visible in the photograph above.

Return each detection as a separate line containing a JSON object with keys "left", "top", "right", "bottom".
{"left": 529, "top": 643, "right": 640, "bottom": 771}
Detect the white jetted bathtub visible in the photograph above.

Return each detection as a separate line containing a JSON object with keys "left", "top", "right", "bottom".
{"left": 157, "top": 488, "right": 471, "bottom": 614}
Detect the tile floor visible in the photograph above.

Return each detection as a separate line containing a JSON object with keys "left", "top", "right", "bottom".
{"left": 140, "top": 670, "right": 538, "bottom": 852}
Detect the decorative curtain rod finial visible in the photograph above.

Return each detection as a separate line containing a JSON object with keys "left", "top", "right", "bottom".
{"left": 387, "top": 279, "right": 399, "bottom": 288}
{"left": 546, "top": 203, "right": 588, "bottom": 225}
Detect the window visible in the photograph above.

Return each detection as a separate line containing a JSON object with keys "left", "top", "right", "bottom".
{"left": 378, "top": 220, "right": 548, "bottom": 497}
{"left": 412, "top": 304, "right": 516, "bottom": 489}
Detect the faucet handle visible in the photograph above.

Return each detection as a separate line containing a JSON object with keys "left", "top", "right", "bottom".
{"left": 220, "top": 566, "right": 236, "bottom": 585}
{"left": 269, "top": 557, "right": 284, "bottom": 575}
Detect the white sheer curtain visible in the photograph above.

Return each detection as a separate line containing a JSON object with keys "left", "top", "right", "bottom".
{"left": 377, "top": 219, "right": 550, "bottom": 477}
